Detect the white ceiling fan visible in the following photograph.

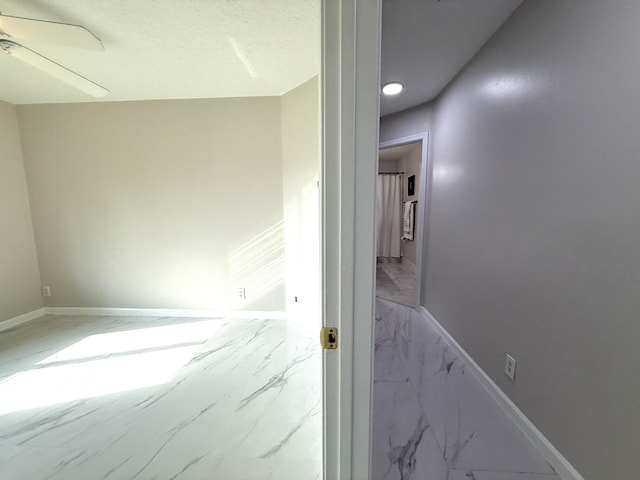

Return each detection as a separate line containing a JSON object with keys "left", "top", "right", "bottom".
{"left": 0, "top": 12, "right": 108, "bottom": 98}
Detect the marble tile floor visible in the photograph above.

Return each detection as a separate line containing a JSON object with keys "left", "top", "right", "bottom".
{"left": 376, "top": 259, "right": 417, "bottom": 307}
{"left": 373, "top": 298, "right": 561, "bottom": 480}
{"left": 0, "top": 314, "right": 321, "bottom": 480}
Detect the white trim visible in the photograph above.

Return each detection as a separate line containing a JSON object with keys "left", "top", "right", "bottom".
{"left": 0, "top": 308, "right": 45, "bottom": 332}
{"left": 378, "top": 132, "right": 428, "bottom": 152}
{"left": 418, "top": 306, "right": 584, "bottom": 480}
{"left": 379, "top": 132, "right": 429, "bottom": 307}
{"left": 43, "top": 307, "right": 288, "bottom": 320}
{"left": 322, "top": 1, "right": 381, "bottom": 478}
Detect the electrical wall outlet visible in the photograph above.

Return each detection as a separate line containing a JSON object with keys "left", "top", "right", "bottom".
{"left": 42, "top": 286, "right": 51, "bottom": 297}
{"left": 237, "top": 287, "right": 246, "bottom": 300}
{"left": 505, "top": 354, "right": 516, "bottom": 381}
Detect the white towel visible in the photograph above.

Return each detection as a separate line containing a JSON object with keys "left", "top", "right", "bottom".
{"left": 402, "top": 201, "right": 414, "bottom": 241}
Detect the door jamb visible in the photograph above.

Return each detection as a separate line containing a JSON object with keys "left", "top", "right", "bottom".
{"left": 321, "top": 1, "right": 381, "bottom": 479}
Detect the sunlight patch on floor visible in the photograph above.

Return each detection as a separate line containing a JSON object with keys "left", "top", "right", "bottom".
{"left": 38, "top": 320, "right": 221, "bottom": 365}
{"left": 0, "top": 320, "right": 223, "bottom": 415}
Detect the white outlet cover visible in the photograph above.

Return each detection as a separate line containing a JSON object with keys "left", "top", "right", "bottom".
{"left": 505, "top": 354, "right": 516, "bottom": 381}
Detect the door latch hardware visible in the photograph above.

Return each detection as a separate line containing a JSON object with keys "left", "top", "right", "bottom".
{"left": 320, "top": 327, "right": 338, "bottom": 349}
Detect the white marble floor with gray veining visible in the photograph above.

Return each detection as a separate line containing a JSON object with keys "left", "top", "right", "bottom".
{"left": 373, "top": 298, "right": 561, "bottom": 480}
{"left": 376, "top": 259, "right": 416, "bottom": 307}
{"left": 0, "top": 315, "right": 321, "bottom": 480}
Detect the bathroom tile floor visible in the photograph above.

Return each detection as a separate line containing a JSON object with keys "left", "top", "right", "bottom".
{"left": 373, "top": 298, "right": 561, "bottom": 480}
{"left": 376, "top": 259, "right": 416, "bottom": 306}
{"left": 0, "top": 315, "right": 321, "bottom": 480}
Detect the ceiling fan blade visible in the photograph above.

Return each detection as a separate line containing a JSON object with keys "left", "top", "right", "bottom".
{"left": 0, "top": 14, "right": 103, "bottom": 51}
{"left": 0, "top": 40, "right": 108, "bottom": 98}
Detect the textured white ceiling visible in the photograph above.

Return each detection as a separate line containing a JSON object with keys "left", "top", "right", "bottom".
{"left": 381, "top": 0, "right": 523, "bottom": 116}
{"left": 0, "top": 0, "right": 319, "bottom": 104}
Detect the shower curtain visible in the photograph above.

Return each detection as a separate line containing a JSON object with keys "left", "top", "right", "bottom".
{"left": 376, "top": 174, "right": 403, "bottom": 258}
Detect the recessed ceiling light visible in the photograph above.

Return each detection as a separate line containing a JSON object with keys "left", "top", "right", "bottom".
{"left": 382, "top": 82, "right": 403, "bottom": 95}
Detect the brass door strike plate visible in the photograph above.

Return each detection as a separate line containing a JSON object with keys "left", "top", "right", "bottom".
{"left": 320, "top": 327, "right": 338, "bottom": 349}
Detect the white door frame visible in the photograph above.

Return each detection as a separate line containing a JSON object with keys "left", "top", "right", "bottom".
{"left": 321, "top": 1, "right": 381, "bottom": 479}
{"left": 378, "top": 133, "right": 430, "bottom": 307}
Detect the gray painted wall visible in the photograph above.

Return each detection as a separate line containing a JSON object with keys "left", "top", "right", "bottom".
{"left": 378, "top": 158, "right": 401, "bottom": 173}
{"left": 381, "top": 1, "right": 640, "bottom": 478}
{"left": 380, "top": 102, "right": 433, "bottom": 144}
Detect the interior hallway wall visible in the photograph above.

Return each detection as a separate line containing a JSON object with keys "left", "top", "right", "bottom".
{"left": 0, "top": 101, "right": 42, "bottom": 321}
{"left": 384, "top": 1, "right": 640, "bottom": 478}
{"left": 379, "top": 102, "right": 433, "bottom": 144}
{"left": 281, "top": 77, "right": 320, "bottom": 332}
{"left": 18, "top": 98, "right": 285, "bottom": 311}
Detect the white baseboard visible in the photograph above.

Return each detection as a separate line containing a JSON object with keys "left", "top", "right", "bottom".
{"left": 418, "top": 306, "right": 584, "bottom": 480}
{"left": 0, "top": 308, "right": 45, "bottom": 333}
{"left": 43, "top": 307, "right": 289, "bottom": 321}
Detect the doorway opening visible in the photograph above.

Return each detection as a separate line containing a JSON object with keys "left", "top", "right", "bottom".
{"left": 376, "top": 134, "right": 428, "bottom": 307}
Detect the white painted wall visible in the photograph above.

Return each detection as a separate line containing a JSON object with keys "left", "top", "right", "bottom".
{"left": 281, "top": 77, "right": 321, "bottom": 333}
{"left": 0, "top": 101, "right": 42, "bottom": 321}
{"left": 18, "top": 98, "right": 285, "bottom": 311}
